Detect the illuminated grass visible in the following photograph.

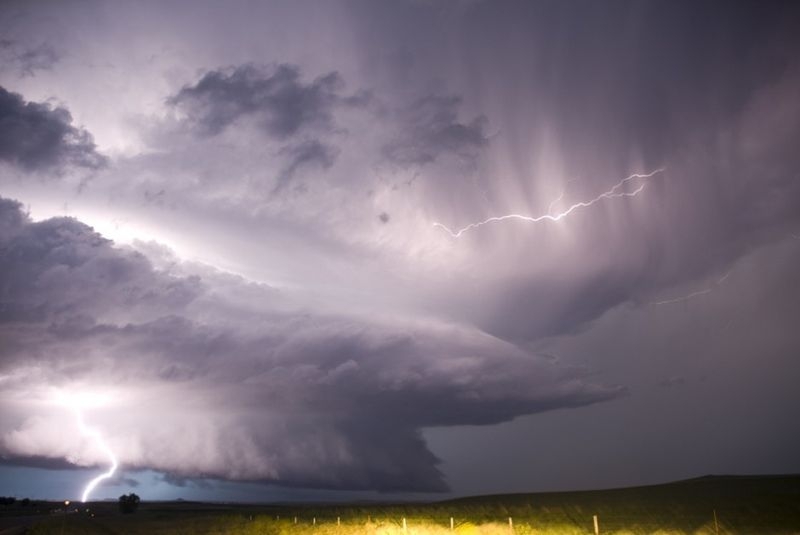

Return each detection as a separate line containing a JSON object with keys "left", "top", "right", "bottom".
{"left": 17, "top": 475, "right": 800, "bottom": 534}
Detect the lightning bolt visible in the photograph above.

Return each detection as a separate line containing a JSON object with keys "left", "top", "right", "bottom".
{"left": 545, "top": 178, "right": 576, "bottom": 215}
{"left": 652, "top": 270, "right": 731, "bottom": 306}
{"left": 69, "top": 404, "right": 118, "bottom": 502}
{"left": 432, "top": 168, "right": 665, "bottom": 238}
{"left": 546, "top": 190, "right": 565, "bottom": 215}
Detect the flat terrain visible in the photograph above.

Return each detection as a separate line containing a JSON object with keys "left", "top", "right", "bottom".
{"left": 3, "top": 475, "right": 799, "bottom": 534}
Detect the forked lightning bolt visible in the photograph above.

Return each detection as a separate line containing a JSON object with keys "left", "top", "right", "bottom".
{"left": 433, "top": 168, "right": 665, "bottom": 238}
{"left": 69, "top": 404, "right": 118, "bottom": 502}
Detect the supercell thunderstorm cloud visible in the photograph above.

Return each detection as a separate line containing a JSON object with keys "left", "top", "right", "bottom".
{"left": 1, "top": 0, "right": 800, "bottom": 501}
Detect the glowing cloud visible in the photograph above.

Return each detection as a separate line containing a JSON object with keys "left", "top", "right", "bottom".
{"left": 433, "top": 168, "right": 665, "bottom": 238}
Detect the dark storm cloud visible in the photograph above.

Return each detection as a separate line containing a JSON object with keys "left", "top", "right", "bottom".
{"left": 2, "top": 0, "right": 799, "bottom": 499}
{"left": 0, "top": 86, "right": 106, "bottom": 171}
{"left": 382, "top": 95, "right": 489, "bottom": 166}
{"left": 0, "top": 196, "right": 622, "bottom": 492}
{"left": 158, "top": 472, "right": 205, "bottom": 488}
{"left": 41, "top": 312, "right": 620, "bottom": 491}
{"left": 0, "top": 455, "right": 76, "bottom": 471}
{"left": 119, "top": 476, "right": 140, "bottom": 488}
{"left": 403, "top": 0, "right": 800, "bottom": 343}
{"left": 169, "top": 64, "right": 364, "bottom": 139}
{"left": 274, "top": 139, "right": 339, "bottom": 193}
{"left": 0, "top": 198, "right": 201, "bottom": 327}
{"left": 437, "top": 0, "right": 800, "bottom": 164}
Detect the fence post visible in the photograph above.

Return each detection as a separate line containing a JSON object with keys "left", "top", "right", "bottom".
{"left": 403, "top": 517, "right": 407, "bottom": 532}
{"left": 313, "top": 517, "right": 316, "bottom": 526}
{"left": 294, "top": 516, "right": 297, "bottom": 524}
{"left": 714, "top": 510, "right": 719, "bottom": 535}
{"left": 593, "top": 515, "right": 599, "bottom": 535}
{"left": 450, "top": 517, "right": 454, "bottom": 531}
{"left": 338, "top": 516, "right": 341, "bottom": 526}
{"left": 508, "top": 517, "right": 513, "bottom": 531}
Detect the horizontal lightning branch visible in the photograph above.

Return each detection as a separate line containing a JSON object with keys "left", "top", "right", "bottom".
{"left": 433, "top": 168, "right": 665, "bottom": 238}
{"left": 652, "top": 270, "right": 731, "bottom": 306}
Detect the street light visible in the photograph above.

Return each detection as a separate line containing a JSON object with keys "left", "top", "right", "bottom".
{"left": 61, "top": 500, "right": 70, "bottom": 535}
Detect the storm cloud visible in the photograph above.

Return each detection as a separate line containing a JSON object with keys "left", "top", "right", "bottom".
{"left": 0, "top": 0, "right": 799, "bottom": 500}
{"left": 0, "top": 197, "right": 621, "bottom": 491}
{"left": 382, "top": 95, "right": 490, "bottom": 166}
{"left": 275, "top": 140, "right": 339, "bottom": 193}
{"left": 169, "top": 64, "right": 364, "bottom": 139}
{"left": 0, "top": 86, "right": 105, "bottom": 171}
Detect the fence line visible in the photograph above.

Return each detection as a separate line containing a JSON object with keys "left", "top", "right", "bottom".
{"left": 266, "top": 510, "right": 734, "bottom": 534}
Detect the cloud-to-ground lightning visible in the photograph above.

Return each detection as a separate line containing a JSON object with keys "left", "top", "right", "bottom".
{"left": 74, "top": 407, "right": 118, "bottom": 502}
{"left": 433, "top": 168, "right": 665, "bottom": 238}
{"left": 56, "top": 394, "right": 119, "bottom": 502}
{"left": 651, "top": 270, "right": 731, "bottom": 306}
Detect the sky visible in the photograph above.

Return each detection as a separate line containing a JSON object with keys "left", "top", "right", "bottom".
{"left": 1, "top": 0, "right": 799, "bottom": 503}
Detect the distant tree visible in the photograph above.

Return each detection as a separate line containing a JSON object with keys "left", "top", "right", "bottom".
{"left": 0, "top": 497, "right": 16, "bottom": 506}
{"left": 20, "top": 498, "right": 30, "bottom": 507}
{"left": 118, "top": 493, "right": 140, "bottom": 514}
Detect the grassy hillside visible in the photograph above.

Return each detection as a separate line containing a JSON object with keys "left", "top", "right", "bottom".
{"left": 7, "top": 475, "right": 800, "bottom": 534}
{"left": 439, "top": 475, "right": 800, "bottom": 533}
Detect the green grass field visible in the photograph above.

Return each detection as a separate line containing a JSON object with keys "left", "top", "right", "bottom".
{"left": 4, "top": 475, "right": 799, "bottom": 534}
